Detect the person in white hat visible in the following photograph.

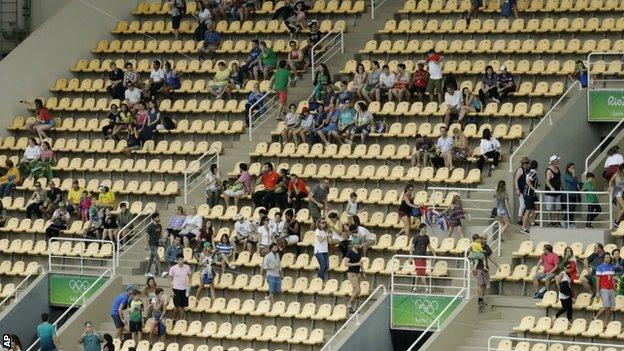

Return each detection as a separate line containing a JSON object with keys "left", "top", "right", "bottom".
{"left": 545, "top": 155, "right": 563, "bottom": 226}
{"left": 233, "top": 213, "right": 254, "bottom": 252}
{"left": 496, "top": 65, "right": 516, "bottom": 102}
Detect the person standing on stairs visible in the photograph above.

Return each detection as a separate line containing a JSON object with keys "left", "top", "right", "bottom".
{"left": 521, "top": 160, "right": 539, "bottom": 234}
{"left": 594, "top": 253, "right": 616, "bottom": 322}
{"left": 514, "top": 157, "right": 531, "bottom": 225}
{"left": 553, "top": 263, "right": 575, "bottom": 321}
{"left": 269, "top": 60, "right": 291, "bottom": 120}
{"left": 474, "top": 234, "right": 494, "bottom": 306}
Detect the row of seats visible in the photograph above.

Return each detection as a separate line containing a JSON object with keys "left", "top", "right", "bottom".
{"left": 493, "top": 338, "right": 619, "bottom": 351}
{"left": 115, "top": 18, "right": 346, "bottom": 36}
{"left": 398, "top": 0, "right": 619, "bottom": 14}
{"left": 514, "top": 316, "right": 624, "bottom": 339}
{"left": 0, "top": 260, "right": 40, "bottom": 276}
{"left": 50, "top": 77, "right": 269, "bottom": 95}
{"left": 2, "top": 198, "right": 153, "bottom": 217}
{"left": 275, "top": 121, "right": 522, "bottom": 141}
{"left": 0, "top": 137, "right": 223, "bottom": 156}
{"left": 0, "top": 239, "right": 113, "bottom": 258}
{"left": 358, "top": 38, "right": 622, "bottom": 55}
{"left": 145, "top": 318, "right": 324, "bottom": 345}
{"left": 512, "top": 240, "right": 615, "bottom": 259}
{"left": 339, "top": 58, "right": 609, "bottom": 76}
{"left": 70, "top": 58, "right": 246, "bottom": 74}
{"left": 133, "top": 0, "right": 296, "bottom": 16}
{"left": 115, "top": 338, "right": 280, "bottom": 351}
{"left": 490, "top": 263, "right": 590, "bottom": 285}
{"left": 537, "top": 291, "right": 624, "bottom": 312}
{"left": 50, "top": 157, "right": 195, "bottom": 176}
{"left": 165, "top": 296, "right": 347, "bottom": 322}
{"left": 92, "top": 36, "right": 335, "bottom": 55}
{"left": 11, "top": 117, "right": 244, "bottom": 137}
{"left": 380, "top": 17, "right": 624, "bottom": 35}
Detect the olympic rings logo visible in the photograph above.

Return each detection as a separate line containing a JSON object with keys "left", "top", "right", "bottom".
{"left": 68, "top": 279, "right": 91, "bottom": 294}
{"left": 413, "top": 299, "right": 439, "bottom": 315}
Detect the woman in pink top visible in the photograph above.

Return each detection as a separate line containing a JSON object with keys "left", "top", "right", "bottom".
{"left": 224, "top": 162, "right": 251, "bottom": 207}
{"left": 168, "top": 254, "right": 191, "bottom": 321}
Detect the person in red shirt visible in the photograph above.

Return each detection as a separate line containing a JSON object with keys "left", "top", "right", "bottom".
{"left": 287, "top": 174, "right": 309, "bottom": 211}
{"left": 23, "top": 99, "right": 55, "bottom": 140}
{"left": 532, "top": 244, "right": 559, "bottom": 299}
{"left": 409, "top": 61, "right": 430, "bottom": 102}
{"left": 252, "top": 162, "right": 281, "bottom": 208}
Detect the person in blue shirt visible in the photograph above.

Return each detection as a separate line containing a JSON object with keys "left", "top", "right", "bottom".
{"left": 164, "top": 237, "right": 183, "bottom": 272}
{"left": 244, "top": 82, "right": 266, "bottom": 126}
{"left": 569, "top": 60, "right": 588, "bottom": 88}
{"left": 110, "top": 284, "right": 135, "bottom": 340}
{"left": 239, "top": 39, "right": 262, "bottom": 80}
{"left": 335, "top": 81, "right": 355, "bottom": 106}
{"left": 79, "top": 321, "right": 103, "bottom": 351}
{"left": 37, "top": 313, "right": 59, "bottom": 351}
{"left": 198, "top": 23, "right": 221, "bottom": 58}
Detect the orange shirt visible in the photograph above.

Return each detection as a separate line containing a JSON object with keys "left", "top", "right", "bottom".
{"left": 261, "top": 171, "right": 280, "bottom": 190}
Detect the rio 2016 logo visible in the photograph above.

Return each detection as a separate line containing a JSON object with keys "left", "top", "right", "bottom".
{"left": 68, "top": 279, "right": 91, "bottom": 294}
{"left": 413, "top": 299, "right": 439, "bottom": 315}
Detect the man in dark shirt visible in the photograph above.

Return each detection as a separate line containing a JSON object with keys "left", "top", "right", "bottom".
{"left": 252, "top": 162, "right": 281, "bottom": 208}
{"left": 304, "top": 21, "right": 322, "bottom": 59}
{"left": 239, "top": 39, "right": 262, "bottom": 80}
{"left": 581, "top": 243, "right": 606, "bottom": 296}
{"left": 144, "top": 212, "right": 163, "bottom": 277}
{"left": 43, "top": 181, "right": 63, "bottom": 217}
{"left": 411, "top": 134, "right": 435, "bottom": 168}
{"left": 343, "top": 241, "right": 363, "bottom": 312}
{"left": 106, "top": 62, "right": 125, "bottom": 99}
{"left": 411, "top": 224, "right": 435, "bottom": 292}
{"left": 308, "top": 178, "right": 330, "bottom": 229}
{"left": 474, "top": 234, "right": 496, "bottom": 306}
{"left": 496, "top": 65, "right": 516, "bottom": 101}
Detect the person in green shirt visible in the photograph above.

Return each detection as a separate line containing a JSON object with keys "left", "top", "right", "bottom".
{"left": 128, "top": 290, "right": 144, "bottom": 343}
{"left": 270, "top": 60, "right": 291, "bottom": 119}
{"left": 253, "top": 41, "right": 277, "bottom": 81}
{"left": 583, "top": 172, "right": 600, "bottom": 228}
{"left": 79, "top": 321, "right": 103, "bottom": 351}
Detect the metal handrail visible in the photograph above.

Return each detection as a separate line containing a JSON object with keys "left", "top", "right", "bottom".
{"left": 0, "top": 264, "right": 44, "bottom": 308}
{"left": 371, "top": 0, "right": 389, "bottom": 19}
{"left": 533, "top": 189, "right": 612, "bottom": 227}
{"left": 406, "top": 288, "right": 466, "bottom": 351}
{"left": 26, "top": 269, "right": 112, "bottom": 351}
{"left": 427, "top": 186, "right": 496, "bottom": 221}
{"left": 320, "top": 284, "right": 387, "bottom": 351}
{"left": 48, "top": 237, "right": 116, "bottom": 276}
{"left": 116, "top": 205, "right": 155, "bottom": 267}
{"left": 488, "top": 336, "right": 622, "bottom": 351}
{"left": 183, "top": 152, "right": 220, "bottom": 204}
{"left": 248, "top": 90, "right": 278, "bottom": 141}
{"left": 310, "top": 28, "right": 344, "bottom": 79}
{"left": 464, "top": 221, "right": 502, "bottom": 257}
{"left": 508, "top": 80, "right": 582, "bottom": 172}
{"left": 584, "top": 117, "right": 624, "bottom": 174}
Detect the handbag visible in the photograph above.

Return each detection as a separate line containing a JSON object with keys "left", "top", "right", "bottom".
{"left": 490, "top": 207, "right": 498, "bottom": 219}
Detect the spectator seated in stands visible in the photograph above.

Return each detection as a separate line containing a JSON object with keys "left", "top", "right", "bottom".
{"left": 162, "top": 61, "right": 181, "bottom": 94}
{"left": 317, "top": 103, "right": 339, "bottom": 145}
{"left": 350, "top": 101, "right": 373, "bottom": 144}
{"left": 198, "top": 23, "right": 221, "bottom": 59}
{"left": 46, "top": 204, "right": 70, "bottom": 240}
{"left": 78, "top": 190, "right": 92, "bottom": 221}
{"left": 103, "top": 104, "right": 121, "bottom": 140}
{"left": 331, "top": 99, "right": 356, "bottom": 146}
{"left": 193, "top": 1, "right": 213, "bottom": 42}
{"left": 29, "top": 140, "right": 55, "bottom": 180}
{"left": 444, "top": 85, "right": 462, "bottom": 126}
{"left": 42, "top": 180, "right": 63, "bottom": 217}
{"left": 304, "top": 20, "right": 322, "bottom": 59}
{"left": 569, "top": 60, "right": 588, "bottom": 88}
{"left": 257, "top": 215, "right": 277, "bottom": 255}
{"left": 117, "top": 202, "right": 133, "bottom": 241}
{"left": 477, "top": 128, "right": 501, "bottom": 176}
{"left": 362, "top": 61, "right": 381, "bottom": 103}
{"left": 603, "top": 145, "right": 623, "bottom": 180}
{"left": 124, "top": 123, "right": 142, "bottom": 155}
{"left": 479, "top": 65, "right": 499, "bottom": 103}
{"left": 106, "top": 62, "right": 125, "bottom": 99}
{"left": 179, "top": 206, "right": 203, "bottom": 247}
{"left": 198, "top": 220, "right": 214, "bottom": 250}
{"left": 228, "top": 62, "right": 244, "bottom": 91}
{"left": 336, "top": 81, "right": 354, "bottom": 106}
{"left": 139, "top": 99, "right": 161, "bottom": 142}
{"left": 96, "top": 186, "right": 116, "bottom": 216}
{"left": 224, "top": 162, "right": 251, "bottom": 207}
{"left": 352, "top": 64, "right": 368, "bottom": 101}
{"left": 23, "top": 99, "right": 54, "bottom": 140}
{"left": 281, "top": 103, "right": 301, "bottom": 144}
{"left": 390, "top": 63, "right": 410, "bottom": 103}
{"left": 26, "top": 181, "right": 46, "bottom": 219}
{"left": 240, "top": 39, "right": 261, "bottom": 81}
{"left": 294, "top": 107, "right": 315, "bottom": 146}
{"left": 287, "top": 40, "right": 306, "bottom": 84}
{"left": 497, "top": 65, "right": 516, "bottom": 102}
{"left": 411, "top": 133, "right": 435, "bottom": 168}
{"left": 254, "top": 41, "right": 277, "bottom": 81}
{"left": 101, "top": 208, "right": 119, "bottom": 242}
{"left": 0, "top": 160, "right": 22, "bottom": 197}
{"left": 458, "top": 87, "right": 482, "bottom": 126}
{"left": 312, "top": 64, "right": 331, "bottom": 101}
{"left": 17, "top": 137, "right": 41, "bottom": 177}
{"left": 214, "top": 234, "right": 236, "bottom": 275}
{"left": 373, "top": 64, "right": 395, "bottom": 102}
{"left": 164, "top": 237, "right": 183, "bottom": 271}
{"left": 0, "top": 201, "right": 5, "bottom": 227}
{"left": 284, "top": 3, "right": 307, "bottom": 40}
{"left": 233, "top": 214, "right": 255, "bottom": 252}
{"left": 277, "top": 209, "right": 300, "bottom": 251}
{"left": 272, "top": 168, "right": 290, "bottom": 210}
{"left": 410, "top": 60, "right": 429, "bottom": 102}
{"left": 147, "top": 60, "right": 165, "bottom": 98}
{"left": 245, "top": 81, "right": 266, "bottom": 126}
{"left": 287, "top": 174, "right": 308, "bottom": 212}
{"left": 436, "top": 126, "right": 454, "bottom": 170}
{"left": 124, "top": 82, "right": 143, "bottom": 111}
{"left": 208, "top": 61, "right": 231, "bottom": 98}
{"left": 252, "top": 162, "right": 281, "bottom": 208}
{"left": 205, "top": 164, "right": 222, "bottom": 207}
{"left": 532, "top": 244, "right": 560, "bottom": 299}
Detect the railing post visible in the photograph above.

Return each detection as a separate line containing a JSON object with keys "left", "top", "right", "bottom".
{"left": 183, "top": 173, "right": 188, "bottom": 205}
{"left": 371, "top": 0, "right": 375, "bottom": 19}
{"left": 539, "top": 193, "right": 543, "bottom": 227}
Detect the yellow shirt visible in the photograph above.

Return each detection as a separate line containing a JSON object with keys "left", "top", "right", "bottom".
{"left": 67, "top": 187, "right": 84, "bottom": 205}
{"left": 0, "top": 167, "right": 21, "bottom": 184}
{"left": 471, "top": 242, "right": 483, "bottom": 254}
{"left": 213, "top": 68, "right": 231, "bottom": 87}
{"left": 98, "top": 191, "right": 116, "bottom": 206}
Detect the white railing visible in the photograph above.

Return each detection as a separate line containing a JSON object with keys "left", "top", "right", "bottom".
{"left": 488, "top": 336, "right": 623, "bottom": 351}
{"left": 390, "top": 255, "right": 471, "bottom": 299}
{"left": 587, "top": 52, "right": 624, "bottom": 88}
{"left": 310, "top": 28, "right": 345, "bottom": 79}
{"left": 183, "top": 152, "right": 220, "bottom": 204}
{"left": 26, "top": 269, "right": 112, "bottom": 351}
{"left": 509, "top": 80, "right": 582, "bottom": 172}
{"left": 533, "top": 189, "right": 612, "bottom": 228}
{"left": 116, "top": 205, "right": 155, "bottom": 267}
{"left": 464, "top": 221, "right": 502, "bottom": 258}
{"left": 248, "top": 90, "right": 281, "bottom": 141}
{"left": 584, "top": 117, "right": 624, "bottom": 174}
{"left": 0, "top": 264, "right": 44, "bottom": 308}
{"left": 320, "top": 285, "right": 387, "bottom": 351}
{"left": 427, "top": 186, "right": 495, "bottom": 221}
{"left": 405, "top": 288, "right": 466, "bottom": 351}
{"left": 48, "top": 237, "right": 115, "bottom": 277}
{"left": 371, "top": 0, "right": 389, "bottom": 19}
